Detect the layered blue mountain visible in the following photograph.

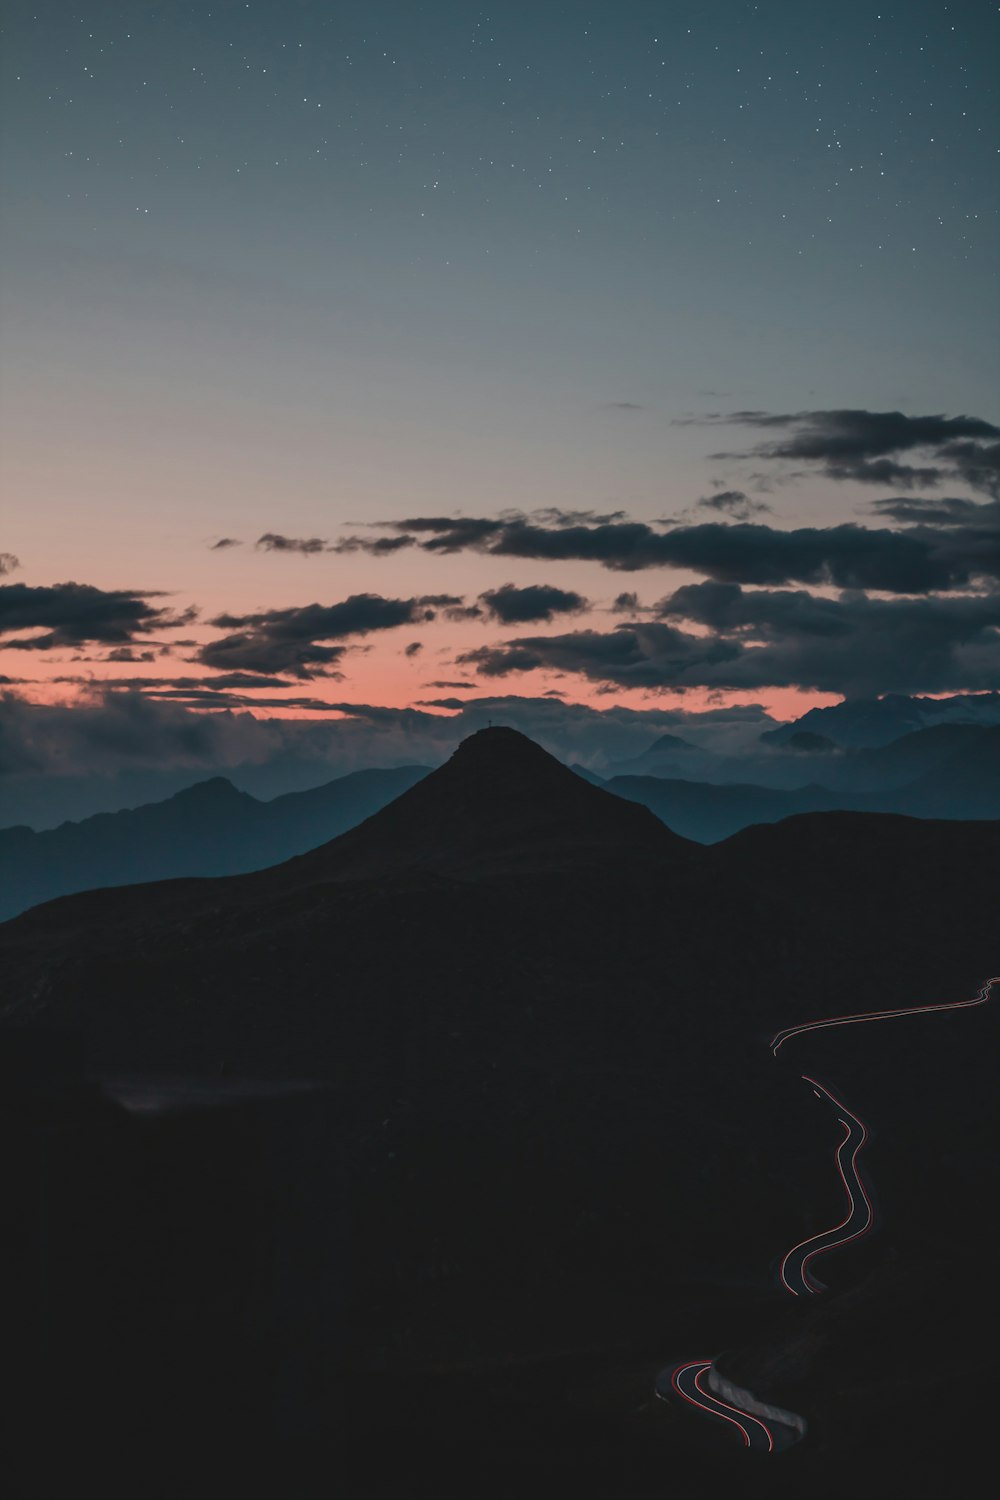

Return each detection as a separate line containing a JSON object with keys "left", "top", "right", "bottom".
{"left": 597, "top": 724, "right": 1000, "bottom": 842}
{"left": 0, "top": 764, "right": 430, "bottom": 921}
{"left": 760, "top": 690, "right": 1000, "bottom": 748}
{"left": 2, "top": 724, "right": 997, "bottom": 920}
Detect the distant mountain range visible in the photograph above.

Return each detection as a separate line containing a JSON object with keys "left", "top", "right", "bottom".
{"left": 0, "top": 764, "right": 430, "bottom": 921}
{"left": 760, "top": 690, "right": 1000, "bottom": 748}
{"left": 597, "top": 723, "right": 1000, "bottom": 842}
{"left": 2, "top": 723, "right": 997, "bottom": 920}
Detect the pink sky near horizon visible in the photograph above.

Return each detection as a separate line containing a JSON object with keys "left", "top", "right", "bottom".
{"left": 1, "top": 507, "right": 850, "bottom": 724}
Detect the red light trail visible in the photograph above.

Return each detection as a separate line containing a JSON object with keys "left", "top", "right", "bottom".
{"left": 769, "top": 976, "right": 997, "bottom": 1056}
{"left": 778, "top": 1076, "right": 874, "bottom": 1296}
{"left": 659, "top": 976, "right": 996, "bottom": 1450}
{"left": 657, "top": 1359, "right": 775, "bottom": 1453}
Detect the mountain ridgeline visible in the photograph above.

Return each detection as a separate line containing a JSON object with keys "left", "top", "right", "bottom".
{"left": 1, "top": 725, "right": 997, "bottom": 1491}
{"left": 2, "top": 722, "right": 996, "bottom": 1080}
{"left": 0, "top": 764, "right": 431, "bottom": 921}
{"left": 1, "top": 721, "right": 997, "bottom": 921}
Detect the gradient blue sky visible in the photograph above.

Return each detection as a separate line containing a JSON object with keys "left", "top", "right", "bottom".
{"left": 1, "top": 0, "right": 997, "bottom": 721}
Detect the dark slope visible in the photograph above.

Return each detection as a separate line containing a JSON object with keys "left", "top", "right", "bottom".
{"left": 1, "top": 729, "right": 996, "bottom": 1069}
{"left": 0, "top": 763, "right": 431, "bottom": 921}
{"left": 0, "top": 728, "right": 704, "bottom": 1070}
{"left": 1, "top": 728, "right": 764, "bottom": 1364}
{"left": 280, "top": 724, "right": 685, "bottom": 883}
{"left": 1, "top": 726, "right": 997, "bottom": 1491}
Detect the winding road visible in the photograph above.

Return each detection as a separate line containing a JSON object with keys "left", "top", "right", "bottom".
{"left": 778, "top": 1076, "right": 873, "bottom": 1297}
{"left": 658, "top": 974, "right": 998, "bottom": 1451}
{"left": 769, "top": 975, "right": 997, "bottom": 1057}
{"left": 655, "top": 1360, "right": 775, "bottom": 1454}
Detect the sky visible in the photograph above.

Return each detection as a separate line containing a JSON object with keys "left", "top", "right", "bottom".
{"left": 1, "top": 0, "right": 998, "bottom": 777}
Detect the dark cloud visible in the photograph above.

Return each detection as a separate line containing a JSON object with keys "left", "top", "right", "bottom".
{"left": 136, "top": 689, "right": 344, "bottom": 710}
{"left": 0, "top": 688, "right": 781, "bottom": 814}
{"left": 459, "top": 626, "right": 739, "bottom": 689}
{"left": 210, "top": 537, "right": 242, "bottom": 550}
{"left": 56, "top": 672, "right": 298, "bottom": 693}
{"left": 404, "top": 641, "right": 423, "bottom": 657}
{"left": 0, "top": 553, "right": 20, "bottom": 575}
{"left": 202, "top": 671, "right": 293, "bottom": 690}
{"left": 391, "top": 516, "right": 507, "bottom": 552}
{"left": 868, "top": 495, "right": 998, "bottom": 527}
{"left": 478, "top": 582, "right": 589, "bottom": 624}
{"left": 696, "top": 489, "right": 772, "bottom": 520}
{"left": 198, "top": 593, "right": 465, "bottom": 678}
{"left": 518, "top": 506, "right": 629, "bottom": 528}
{"left": 706, "top": 408, "right": 1000, "bottom": 494}
{"left": 372, "top": 512, "right": 994, "bottom": 591}
{"left": 379, "top": 508, "right": 629, "bottom": 555}
{"left": 256, "top": 533, "right": 327, "bottom": 555}
{"left": 0, "top": 688, "right": 255, "bottom": 776}
{"left": 458, "top": 586, "right": 1000, "bottom": 697}
{"left": 417, "top": 698, "right": 475, "bottom": 709}
{"left": 442, "top": 603, "right": 485, "bottom": 622}
{"left": 0, "top": 582, "right": 195, "bottom": 650}
{"left": 936, "top": 440, "right": 1000, "bottom": 497}
{"left": 611, "top": 592, "right": 643, "bottom": 614}
{"left": 105, "top": 647, "right": 158, "bottom": 663}
{"left": 331, "top": 534, "right": 416, "bottom": 557}
{"left": 656, "top": 582, "right": 861, "bottom": 647}
{"left": 862, "top": 494, "right": 1000, "bottom": 583}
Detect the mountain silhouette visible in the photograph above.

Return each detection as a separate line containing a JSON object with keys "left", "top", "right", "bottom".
{"left": 598, "top": 723, "right": 1000, "bottom": 841}
{"left": 0, "top": 763, "right": 431, "bottom": 921}
{"left": 281, "top": 726, "right": 683, "bottom": 883}
{"left": 1, "top": 726, "right": 997, "bottom": 1492}
{"left": 761, "top": 690, "right": 1000, "bottom": 747}
{"left": 3, "top": 725, "right": 996, "bottom": 919}
{"left": 2, "top": 723, "right": 994, "bottom": 1077}
{"left": 608, "top": 731, "right": 699, "bottom": 774}
{"left": 784, "top": 730, "right": 838, "bottom": 753}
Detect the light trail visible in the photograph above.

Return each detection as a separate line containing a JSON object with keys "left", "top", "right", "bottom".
{"left": 774, "top": 978, "right": 995, "bottom": 1295}
{"left": 770, "top": 976, "right": 997, "bottom": 1056}
{"left": 658, "top": 1359, "right": 775, "bottom": 1452}
{"left": 656, "top": 976, "right": 995, "bottom": 1452}
{"left": 778, "top": 1077, "right": 874, "bottom": 1296}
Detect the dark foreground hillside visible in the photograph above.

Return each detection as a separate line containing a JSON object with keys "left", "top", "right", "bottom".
{"left": 1, "top": 728, "right": 996, "bottom": 1495}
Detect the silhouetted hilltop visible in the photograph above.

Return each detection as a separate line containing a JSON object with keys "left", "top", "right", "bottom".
{"left": 5, "top": 726, "right": 996, "bottom": 921}
{"left": 284, "top": 725, "right": 683, "bottom": 883}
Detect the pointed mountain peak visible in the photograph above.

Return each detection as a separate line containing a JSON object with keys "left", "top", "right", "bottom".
{"left": 444, "top": 725, "right": 588, "bottom": 788}
{"left": 645, "top": 732, "right": 696, "bottom": 753}
{"left": 287, "top": 727, "right": 687, "bottom": 883}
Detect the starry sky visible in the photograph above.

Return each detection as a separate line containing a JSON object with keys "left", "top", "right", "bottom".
{"left": 1, "top": 0, "right": 998, "bottom": 747}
